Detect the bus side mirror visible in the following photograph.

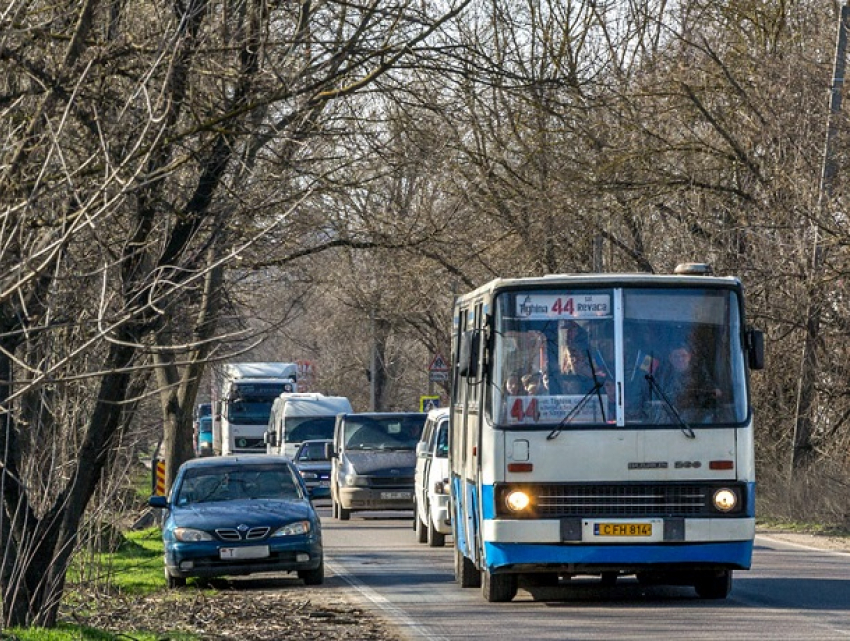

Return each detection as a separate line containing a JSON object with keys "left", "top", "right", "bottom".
{"left": 324, "top": 442, "right": 337, "bottom": 459}
{"left": 747, "top": 327, "right": 764, "bottom": 371}
{"left": 458, "top": 330, "right": 480, "bottom": 378}
{"left": 265, "top": 431, "right": 277, "bottom": 446}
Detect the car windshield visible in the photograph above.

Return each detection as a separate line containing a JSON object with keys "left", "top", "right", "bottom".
{"left": 174, "top": 465, "right": 302, "bottom": 505}
{"left": 285, "top": 417, "right": 336, "bottom": 443}
{"left": 227, "top": 399, "right": 277, "bottom": 425}
{"left": 296, "top": 441, "right": 330, "bottom": 462}
{"left": 343, "top": 416, "right": 424, "bottom": 450}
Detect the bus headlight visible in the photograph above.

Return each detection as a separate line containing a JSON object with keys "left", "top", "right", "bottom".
{"left": 505, "top": 490, "right": 531, "bottom": 512}
{"left": 713, "top": 488, "right": 738, "bottom": 512}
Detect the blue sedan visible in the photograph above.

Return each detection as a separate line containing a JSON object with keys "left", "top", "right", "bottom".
{"left": 149, "top": 455, "right": 323, "bottom": 588}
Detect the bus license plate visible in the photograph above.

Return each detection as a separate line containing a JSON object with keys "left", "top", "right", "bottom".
{"left": 594, "top": 523, "right": 653, "bottom": 537}
{"left": 220, "top": 545, "right": 269, "bottom": 560}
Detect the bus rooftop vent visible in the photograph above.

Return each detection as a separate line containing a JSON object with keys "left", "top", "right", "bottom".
{"left": 674, "top": 263, "right": 713, "bottom": 276}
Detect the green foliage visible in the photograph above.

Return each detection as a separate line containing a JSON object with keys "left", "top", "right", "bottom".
{"left": 67, "top": 527, "right": 165, "bottom": 598}
{"left": 1, "top": 623, "right": 179, "bottom": 640}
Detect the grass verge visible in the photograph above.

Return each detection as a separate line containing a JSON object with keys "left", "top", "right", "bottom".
{"left": 4, "top": 526, "right": 199, "bottom": 641}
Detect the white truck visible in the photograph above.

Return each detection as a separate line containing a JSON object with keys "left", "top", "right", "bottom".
{"left": 215, "top": 362, "right": 297, "bottom": 456}
{"left": 265, "top": 393, "right": 353, "bottom": 459}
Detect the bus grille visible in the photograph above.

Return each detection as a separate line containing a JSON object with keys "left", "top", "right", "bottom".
{"left": 532, "top": 483, "right": 722, "bottom": 518}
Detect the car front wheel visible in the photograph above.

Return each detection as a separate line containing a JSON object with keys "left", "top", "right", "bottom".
{"left": 427, "top": 515, "right": 445, "bottom": 547}
{"left": 165, "top": 567, "right": 186, "bottom": 589}
{"left": 299, "top": 560, "right": 325, "bottom": 586}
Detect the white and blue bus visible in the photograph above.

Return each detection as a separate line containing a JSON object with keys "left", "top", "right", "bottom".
{"left": 449, "top": 264, "right": 764, "bottom": 602}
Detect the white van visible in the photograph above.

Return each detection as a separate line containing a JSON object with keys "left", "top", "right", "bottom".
{"left": 413, "top": 407, "right": 451, "bottom": 547}
{"left": 265, "top": 393, "right": 353, "bottom": 459}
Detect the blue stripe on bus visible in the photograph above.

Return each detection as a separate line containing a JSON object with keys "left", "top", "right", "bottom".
{"left": 483, "top": 540, "right": 754, "bottom": 571}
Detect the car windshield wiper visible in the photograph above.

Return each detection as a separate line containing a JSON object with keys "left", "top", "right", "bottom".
{"left": 644, "top": 373, "right": 695, "bottom": 439}
{"left": 548, "top": 349, "right": 608, "bottom": 441}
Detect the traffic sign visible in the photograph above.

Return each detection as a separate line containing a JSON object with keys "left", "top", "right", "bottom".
{"left": 420, "top": 395, "right": 441, "bottom": 411}
{"left": 429, "top": 353, "right": 449, "bottom": 372}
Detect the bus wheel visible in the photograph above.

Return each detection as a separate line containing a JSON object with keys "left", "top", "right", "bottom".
{"left": 694, "top": 570, "right": 732, "bottom": 599}
{"left": 455, "top": 548, "right": 481, "bottom": 588}
{"left": 482, "top": 569, "right": 517, "bottom": 603}
{"left": 338, "top": 505, "right": 351, "bottom": 521}
{"left": 600, "top": 571, "right": 618, "bottom": 587}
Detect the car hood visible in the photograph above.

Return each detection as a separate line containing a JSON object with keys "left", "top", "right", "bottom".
{"left": 296, "top": 462, "right": 331, "bottom": 473}
{"left": 170, "top": 499, "right": 315, "bottom": 529}
{"left": 343, "top": 451, "right": 415, "bottom": 475}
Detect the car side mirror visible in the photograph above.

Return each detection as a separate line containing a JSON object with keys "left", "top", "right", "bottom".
{"left": 149, "top": 495, "right": 169, "bottom": 509}
{"left": 324, "top": 442, "right": 337, "bottom": 459}
{"left": 746, "top": 327, "right": 765, "bottom": 371}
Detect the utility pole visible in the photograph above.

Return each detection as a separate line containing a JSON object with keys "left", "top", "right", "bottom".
{"left": 791, "top": 2, "right": 850, "bottom": 474}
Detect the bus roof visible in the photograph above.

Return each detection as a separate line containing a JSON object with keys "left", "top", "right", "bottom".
{"left": 456, "top": 271, "right": 742, "bottom": 304}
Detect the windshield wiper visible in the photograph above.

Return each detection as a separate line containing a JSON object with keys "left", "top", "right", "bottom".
{"left": 644, "top": 373, "right": 695, "bottom": 439}
{"left": 548, "top": 349, "right": 608, "bottom": 441}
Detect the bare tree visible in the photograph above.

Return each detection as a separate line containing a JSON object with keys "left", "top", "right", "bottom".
{"left": 0, "top": 0, "right": 473, "bottom": 628}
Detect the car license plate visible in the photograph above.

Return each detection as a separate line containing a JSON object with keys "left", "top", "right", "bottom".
{"left": 594, "top": 523, "right": 653, "bottom": 537}
{"left": 380, "top": 491, "right": 411, "bottom": 500}
{"left": 319, "top": 480, "right": 329, "bottom": 487}
{"left": 219, "top": 545, "right": 270, "bottom": 560}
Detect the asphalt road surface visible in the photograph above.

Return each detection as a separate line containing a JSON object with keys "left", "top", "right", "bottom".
{"left": 317, "top": 503, "right": 850, "bottom": 641}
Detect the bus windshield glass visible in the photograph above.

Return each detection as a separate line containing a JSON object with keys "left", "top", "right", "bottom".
{"left": 490, "top": 287, "right": 748, "bottom": 429}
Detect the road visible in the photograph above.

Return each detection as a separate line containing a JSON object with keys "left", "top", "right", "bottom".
{"left": 317, "top": 504, "right": 850, "bottom": 641}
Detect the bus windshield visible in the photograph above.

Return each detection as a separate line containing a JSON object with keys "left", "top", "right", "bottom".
{"left": 490, "top": 287, "right": 748, "bottom": 429}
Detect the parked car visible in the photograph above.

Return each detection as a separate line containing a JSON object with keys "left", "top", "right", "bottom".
{"left": 329, "top": 412, "right": 426, "bottom": 520}
{"left": 413, "top": 407, "right": 451, "bottom": 547}
{"left": 293, "top": 439, "right": 333, "bottom": 499}
{"left": 149, "top": 455, "right": 323, "bottom": 588}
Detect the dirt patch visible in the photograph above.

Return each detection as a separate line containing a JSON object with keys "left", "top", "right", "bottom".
{"left": 63, "top": 578, "right": 403, "bottom": 641}
{"left": 757, "top": 528, "right": 850, "bottom": 553}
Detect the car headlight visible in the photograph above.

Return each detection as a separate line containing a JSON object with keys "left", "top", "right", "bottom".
{"left": 344, "top": 474, "right": 368, "bottom": 487}
{"left": 272, "top": 521, "right": 311, "bottom": 537}
{"left": 173, "top": 527, "right": 214, "bottom": 542}
{"left": 713, "top": 488, "right": 738, "bottom": 512}
{"left": 505, "top": 490, "right": 531, "bottom": 512}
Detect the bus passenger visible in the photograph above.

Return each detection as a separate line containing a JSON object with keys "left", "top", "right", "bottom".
{"left": 658, "top": 344, "right": 721, "bottom": 412}
{"left": 559, "top": 348, "right": 597, "bottom": 394}
{"left": 522, "top": 372, "right": 546, "bottom": 395}
{"left": 504, "top": 371, "right": 521, "bottom": 396}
